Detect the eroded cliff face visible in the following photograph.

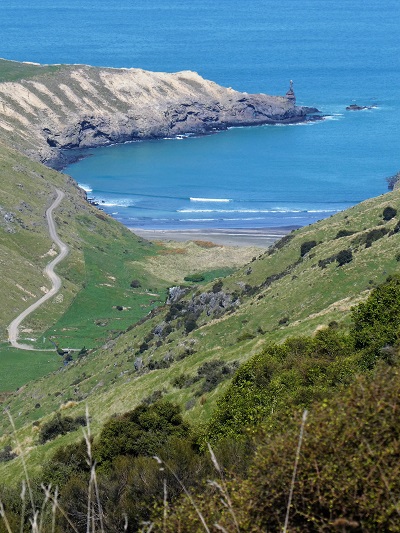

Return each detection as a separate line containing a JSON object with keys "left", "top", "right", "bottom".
{"left": 0, "top": 63, "right": 318, "bottom": 168}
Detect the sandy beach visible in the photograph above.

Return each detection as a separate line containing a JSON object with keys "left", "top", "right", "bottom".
{"left": 130, "top": 227, "right": 297, "bottom": 248}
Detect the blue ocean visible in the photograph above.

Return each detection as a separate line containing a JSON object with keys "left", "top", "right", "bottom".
{"left": 2, "top": 0, "right": 400, "bottom": 229}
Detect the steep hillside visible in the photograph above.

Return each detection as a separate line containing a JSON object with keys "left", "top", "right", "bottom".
{"left": 0, "top": 58, "right": 317, "bottom": 168}
{"left": 1, "top": 187, "right": 398, "bottom": 482}
{"left": 0, "top": 139, "right": 259, "bottom": 392}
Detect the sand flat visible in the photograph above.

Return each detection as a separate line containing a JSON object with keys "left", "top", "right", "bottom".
{"left": 130, "top": 227, "right": 296, "bottom": 248}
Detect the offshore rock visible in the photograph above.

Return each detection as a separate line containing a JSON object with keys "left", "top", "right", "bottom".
{"left": 0, "top": 61, "right": 319, "bottom": 169}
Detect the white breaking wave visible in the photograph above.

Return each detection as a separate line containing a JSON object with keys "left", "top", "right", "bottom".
{"left": 78, "top": 183, "right": 93, "bottom": 193}
{"left": 179, "top": 208, "right": 304, "bottom": 214}
{"left": 190, "top": 197, "right": 231, "bottom": 203}
{"left": 100, "top": 199, "right": 133, "bottom": 207}
{"left": 179, "top": 208, "right": 339, "bottom": 214}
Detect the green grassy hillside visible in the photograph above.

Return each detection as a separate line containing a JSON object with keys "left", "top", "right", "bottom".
{"left": 0, "top": 140, "right": 257, "bottom": 394}
{"left": 0, "top": 58, "right": 63, "bottom": 83}
{"left": 1, "top": 184, "right": 398, "bottom": 482}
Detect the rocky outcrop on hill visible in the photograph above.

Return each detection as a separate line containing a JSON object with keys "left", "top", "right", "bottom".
{"left": 0, "top": 62, "right": 319, "bottom": 169}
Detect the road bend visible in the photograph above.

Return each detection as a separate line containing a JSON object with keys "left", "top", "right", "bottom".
{"left": 7, "top": 189, "right": 69, "bottom": 350}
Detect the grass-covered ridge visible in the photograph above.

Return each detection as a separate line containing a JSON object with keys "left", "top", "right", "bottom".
{"left": 0, "top": 58, "right": 63, "bottom": 83}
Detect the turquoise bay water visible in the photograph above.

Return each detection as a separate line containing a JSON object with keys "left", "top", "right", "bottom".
{"left": 2, "top": 0, "right": 400, "bottom": 229}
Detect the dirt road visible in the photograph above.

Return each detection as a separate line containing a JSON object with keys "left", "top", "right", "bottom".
{"left": 7, "top": 189, "right": 69, "bottom": 350}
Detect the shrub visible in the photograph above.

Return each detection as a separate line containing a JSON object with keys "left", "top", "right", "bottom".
{"left": 142, "top": 389, "right": 165, "bottom": 405}
{"left": 300, "top": 240, "right": 317, "bottom": 257}
{"left": 172, "top": 374, "right": 189, "bottom": 388}
{"left": 212, "top": 280, "right": 223, "bottom": 293}
{"left": 351, "top": 274, "right": 400, "bottom": 355}
{"left": 365, "top": 227, "right": 388, "bottom": 247}
{"left": 0, "top": 445, "right": 17, "bottom": 463}
{"left": 336, "top": 248, "right": 353, "bottom": 266}
{"left": 39, "top": 414, "right": 86, "bottom": 444}
{"left": 335, "top": 229, "right": 354, "bottom": 239}
{"left": 138, "top": 342, "right": 149, "bottom": 353}
{"left": 94, "top": 401, "right": 190, "bottom": 465}
{"left": 184, "top": 274, "right": 205, "bottom": 283}
{"left": 130, "top": 279, "right": 141, "bottom": 288}
{"left": 184, "top": 315, "right": 198, "bottom": 333}
{"left": 383, "top": 205, "right": 397, "bottom": 221}
{"left": 237, "top": 331, "right": 255, "bottom": 341}
{"left": 196, "top": 359, "right": 238, "bottom": 395}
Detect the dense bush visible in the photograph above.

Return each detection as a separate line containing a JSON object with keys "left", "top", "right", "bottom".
{"left": 184, "top": 273, "right": 205, "bottom": 282}
{"left": 383, "top": 205, "right": 397, "bottom": 221}
{"left": 336, "top": 248, "right": 353, "bottom": 265}
{"left": 196, "top": 359, "right": 238, "bottom": 395}
{"left": 205, "top": 328, "right": 356, "bottom": 443}
{"left": 94, "top": 401, "right": 190, "bottom": 466}
{"left": 0, "top": 445, "right": 17, "bottom": 463}
{"left": 351, "top": 274, "right": 400, "bottom": 358}
{"left": 161, "top": 367, "right": 400, "bottom": 532}
{"left": 364, "top": 227, "right": 389, "bottom": 247}
{"left": 335, "top": 228, "right": 355, "bottom": 239}
{"left": 300, "top": 240, "right": 317, "bottom": 257}
{"left": 237, "top": 367, "right": 400, "bottom": 532}
{"left": 212, "top": 280, "right": 223, "bottom": 293}
{"left": 184, "top": 314, "right": 198, "bottom": 333}
{"left": 39, "top": 413, "right": 86, "bottom": 444}
{"left": 206, "top": 276, "right": 400, "bottom": 444}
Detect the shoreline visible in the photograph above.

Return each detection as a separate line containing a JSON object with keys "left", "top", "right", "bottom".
{"left": 130, "top": 226, "right": 298, "bottom": 248}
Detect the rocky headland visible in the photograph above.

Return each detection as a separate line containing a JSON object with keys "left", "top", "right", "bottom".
{"left": 0, "top": 59, "right": 319, "bottom": 169}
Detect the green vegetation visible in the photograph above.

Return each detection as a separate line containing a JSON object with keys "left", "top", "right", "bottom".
{"left": 336, "top": 247, "right": 353, "bottom": 265}
{"left": 0, "top": 186, "right": 399, "bottom": 487}
{"left": 0, "top": 58, "right": 62, "bottom": 83}
{"left": 383, "top": 205, "right": 397, "bottom": 220}
{"left": 300, "top": 239, "right": 317, "bottom": 257}
{"left": 38, "top": 413, "right": 86, "bottom": 444}
{"left": 207, "top": 274, "right": 400, "bottom": 443}
{"left": 0, "top": 346, "right": 60, "bottom": 392}
{"left": 161, "top": 366, "right": 400, "bottom": 532}
{"left": 1, "top": 275, "right": 400, "bottom": 531}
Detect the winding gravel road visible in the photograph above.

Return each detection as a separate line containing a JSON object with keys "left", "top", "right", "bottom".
{"left": 7, "top": 189, "right": 69, "bottom": 350}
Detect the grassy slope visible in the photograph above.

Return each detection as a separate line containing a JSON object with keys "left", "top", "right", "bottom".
{"left": 0, "top": 58, "right": 63, "bottom": 83}
{"left": 1, "top": 187, "right": 399, "bottom": 482}
{"left": 0, "top": 141, "right": 173, "bottom": 391}
{"left": 0, "top": 140, "right": 258, "bottom": 392}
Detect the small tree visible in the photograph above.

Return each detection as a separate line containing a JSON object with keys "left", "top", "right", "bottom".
{"left": 300, "top": 240, "right": 317, "bottom": 257}
{"left": 185, "top": 316, "right": 198, "bottom": 333}
{"left": 212, "top": 280, "right": 223, "bottom": 293}
{"left": 336, "top": 249, "right": 353, "bottom": 266}
{"left": 383, "top": 206, "right": 397, "bottom": 221}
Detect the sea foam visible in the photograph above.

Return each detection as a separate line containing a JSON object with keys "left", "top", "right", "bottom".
{"left": 190, "top": 198, "right": 231, "bottom": 202}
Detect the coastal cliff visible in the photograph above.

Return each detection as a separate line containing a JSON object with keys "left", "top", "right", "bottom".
{"left": 0, "top": 59, "right": 318, "bottom": 169}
